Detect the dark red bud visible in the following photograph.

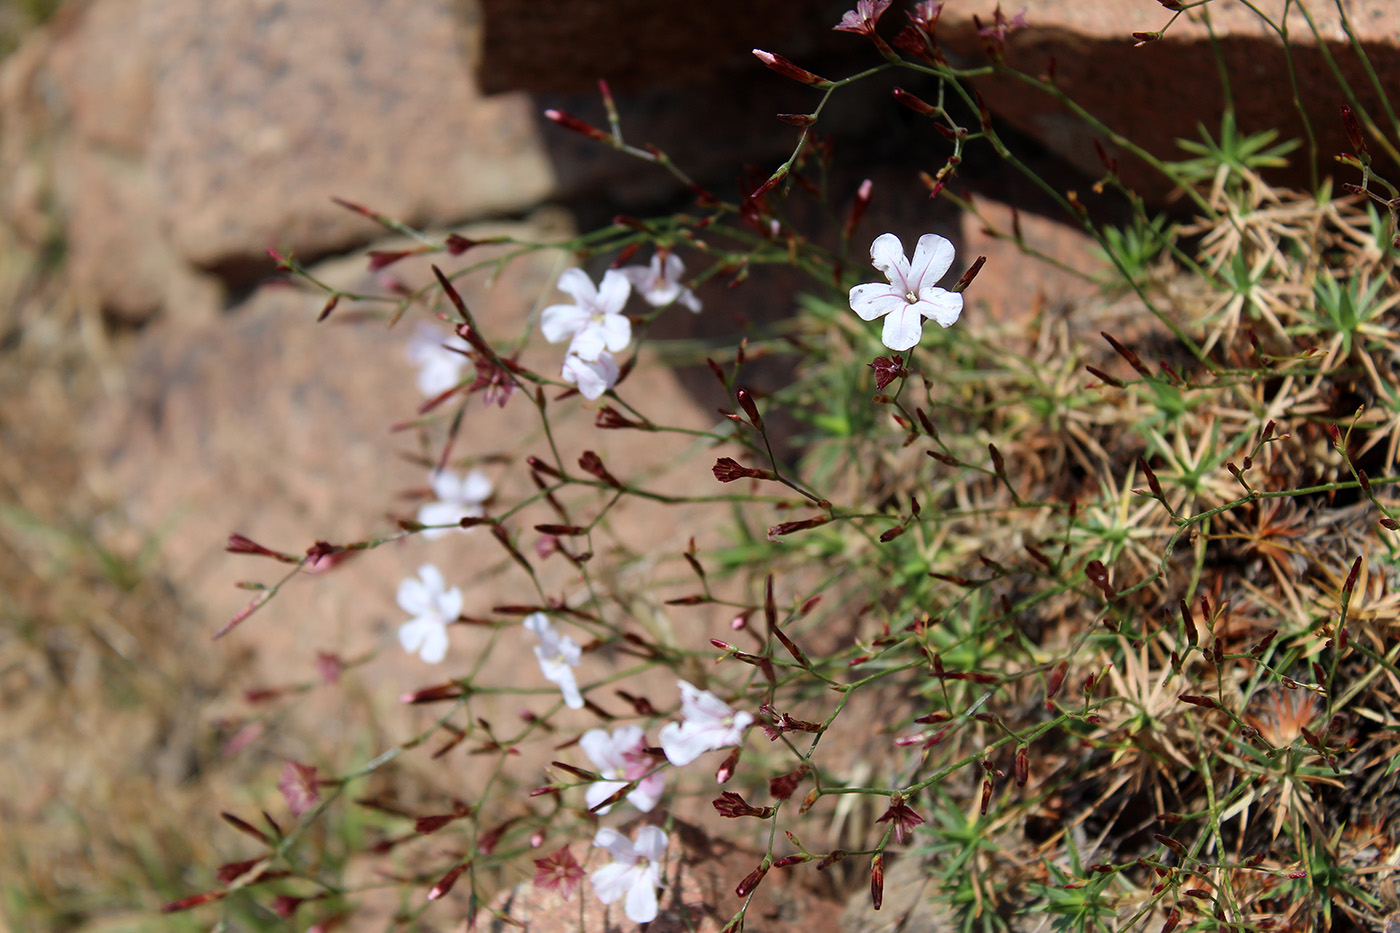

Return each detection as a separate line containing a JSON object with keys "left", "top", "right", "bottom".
{"left": 870, "top": 853, "right": 884, "bottom": 910}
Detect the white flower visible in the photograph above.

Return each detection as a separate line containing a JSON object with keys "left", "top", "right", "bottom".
{"left": 523, "top": 612, "right": 584, "bottom": 709}
{"left": 579, "top": 725, "right": 665, "bottom": 813}
{"left": 618, "top": 252, "right": 701, "bottom": 312}
{"left": 657, "top": 680, "right": 754, "bottom": 766}
{"left": 589, "top": 825, "right": 667, "bottom": 924}
{"left": 540, "top": 268, "right": 632, "bottom": 361}
{"left": 396, "top": 564, "right": 462, "bottom": 664}
{"left": 849, "top": 232, "right": 963, "bottom": 351}
{"left": 416, "top": 468, "right": 493, "bottom": 539}
{"left": 405, "top": 323, "right": 471, "bottom": 397}
{"left": 561, "top": 350, "right": 620, "bottom": 400}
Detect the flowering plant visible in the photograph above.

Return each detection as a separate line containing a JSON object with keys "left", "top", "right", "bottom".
{"left": 171, "top": 4, "right": 1400, "bottom": 933}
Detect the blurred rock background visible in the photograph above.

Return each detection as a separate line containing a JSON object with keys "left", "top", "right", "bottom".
{"left": 1, "top": 0, "right": 1394, "bottom": 928}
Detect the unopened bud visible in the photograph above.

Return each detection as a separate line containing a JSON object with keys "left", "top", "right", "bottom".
{"left": 752, "top": 49, "right": 832, "bottom": 88}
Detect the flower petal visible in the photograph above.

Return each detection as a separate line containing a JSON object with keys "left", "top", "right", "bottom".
{"left": 918, "top": 288, "right": 964, "bottom": 327}
{"left": 849, "top": 284, "right": 906, "bottom": 322}
{"left": 580, "top": 728, "right": 625, "bottom": 773}
{"left": 416, "top": 501, "right": 464, "bottom": 540}
{"left": 595, "top": 269, "right": 633, "bottom": 313}
{"left": 459, "top": 468, "right": 493, "bottom": 503}
{"left": 908, "top": 233, "right": 956, "bottom": 288}
{"left": 557, "top": 267, "right": 599, "bottom": 306}
{"left": 630, "top": 772, "right": 665, "bottom": 812}
{"left": 589, "top": 862, "right": 635, "bottom": 905}
{"left": 633, "top": 826, "right": 669, "bottom": 862}
{"left": 623, "top": 869, "right": 659, "bottom": 923}
{"left": 585, "top": 779, "right": 628, "bottom": 814}
{"left": 592, "top": 827, "right": 635, "bottom": 861}
{"left": 540, "top": 303, "right": 591, "bottom": 344}
{"left": 881, "top": 306, "right": 926, "bottom": 351}
{"left": 658, "top": 721, "right": 713, "bottom": 766}
{"left": 868, "top": 233, "right": 910, "bottom": 289}
{"left": 396, "top": 576, "right": 430, "bottom": 615}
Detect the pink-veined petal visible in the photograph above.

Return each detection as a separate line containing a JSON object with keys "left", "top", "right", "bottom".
{"left": 908, "top": 233, "right": 956, "bottom": 288}
{"left": 592, "top": 827, "right": 635, "bottom": 861}
{"left": 849, "top": 285, "right": 906, "bottom": 322}
{"left": 595, "top": 269, "right": 633, "bottom": 313}
{"left": 541, "top": 303, "right": 591, "bottom": 344}
{"left": 868, "top": 233, "right": 911, "bottom": 289}
{"left": 585, "top": 779, "right": 629, "bottom": 814}
{"left": 633, "top": 826, "right": 668, "bottom": 862}
{"left": 598, "top": 315, "right": 632, "bottom": 353}
{"left": 679, "top": 681, "right": 735, "bottom": 723}
{"left": 919, "top": 288, "right": 964, "bottom": 327}
{"left": 881, "top": 306, "right": 926, "bottom": 352}
{"left": 658, "top": 721, "right": 711, "bottom": 766}
{"left": 630, "top": 772, "right": 665, "bottom": 812}
{"left": 580, "top": 729, "right": 627, "bottom": 772}
{"left": 557, "top": 267, "right": 599, "bottom": 305}
{"left": 623, "top": 869, "right": 659, "bottom": 923}
{"left": 589, "top": 861, "right": 636, "bottom": 904}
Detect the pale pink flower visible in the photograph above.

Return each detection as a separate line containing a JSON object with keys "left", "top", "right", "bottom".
{"left": 834, "top": 0, "right": 892, "bottom": 35}
{"left": 590, "top": 825, "right": 667, "bottom": 924}
{"left": 540, "top": 268, "right": 632, "bottom": 361}
{"left": 849, "top": 232, "right": 963, "bottom": 351}
{"left": 658, "top": 680, "right": 755, "bottom": 766}
{"left": 561, "top": 350, "right": 620, "bottom": 400}
{"left": 580, "top": 725, "right": 664, "bottom": 813}
{"left": 405, "top": 323, "right": 471, "bottom": 397}
{"left": 523, "top": 612, "right": 584, "bottom": 709}
{"left": 416, "top": 468, "right": 492, "bottom": 539}
{"left": 396, "top": 564, "right": 462, "bottom": 663}
{"left": 618, "top": 252, "right": 701, "bottom": 312}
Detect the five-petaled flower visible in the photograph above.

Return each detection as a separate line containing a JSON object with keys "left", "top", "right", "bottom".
{"left": 561, "top": 350, "right": 620, "bottom": 401}
{"left": 590, "top": 825, "right": 667, "bottom": 924}
{"left": 524, "top": 612, "right": 584, "bottom": 709}
{"left": 416, "top": 468, "right": 493, "bottom": 539}
{"left": 876, "top": 794, "right": 926, "bottom": 844}
{"left": 580, "top": 725, "right": 665, "bottom": 813}
{"left": 619, "top": 252, "right": 702, "bottom": 312}
{"left": 834, "top": 0, "right": 892, "bottom": 34}
{"left": 540, "top": 268, "right": 632, "bottom": 361}
{"left": 850, "top": 232, "right": 963, "bottom": 351}
{"left": 405, "top": 323, "right": 471, "bottom": 397}
{"left": 396, "top": 564, "right": 462, "bottom": 664}
{"left": 658, "top": 680, "right": 755, "bottom": 766}
{"left": 533, "top": 846, "right": 585, "bottom": 901}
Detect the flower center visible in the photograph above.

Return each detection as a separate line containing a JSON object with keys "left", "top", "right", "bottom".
{"left": 904, "top": 290, "right": 919, "bottom": 304}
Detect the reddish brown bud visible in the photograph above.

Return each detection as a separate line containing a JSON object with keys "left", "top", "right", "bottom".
{"left": 714, "top": 791, "right": 774, "bottom": 819}
{"left": 892, "top": 87, "right": 940, "bottom": 117}
{"left": 775, "top": 113, "right": 817, "bottom": 127}
{"left": 953, "top": 256, "right": 986, "bottom": 293}
{"left": 870, "top": 853, "right": 885, "bottom": 910}
{"left": 226, "top": 533, "right": 300, "bottom": 563}
{"left": 543, "top": 109, "right": 611, "bottom": 143}
{"left": 752, "top": 49, "right": 832, "bottom": 88}
{"left": 1179, "top": 694, "right": 1221, "bottom": 710}
{"left": 428, "top": 862, "right": 468, "bottom": 900}
{"left": 736, "top": 863, "right": 769, "bottom": 898}
{"left": 767, "top": 515, "right": 831, "bottom": 540}
{"left": 1179, "top": 597, "right": 1198, "bottom": 646}
{"left": 317, "top": 293, "right": 340, "bottom": 322}
{"left": 1046, "top": 660, "right": 1069, "bottom": 705}
{"left": 736, "top": 388, "right": 765, "bottom": 432}
{"left": 1085, "top": 364, "right": 1126, "bottom": 388}
{"left": 716, "top": 747, "right": 741, "bottom": 784}
{"left": 1153, "top": 834, "right": 1187, "bottom": 858}
{"left": 1084, "top": 560, "right": 1114, "bottom": 599}
{"left": 712, "top": 457, "right": 776, "bottom": 483}
{"left": 1342, "top": 556, "right": 1362, "bottom": 601}
{"left": 769, "top": 764, "right": 811, "bottom": 800}
{"left": 1015, "top": 746, "right": 1029, "bottom": 786}
{"left": 1341, "top": 106, "right": 1369, "bottom": 158}
{"left": 578, "top": 450, "right": 623, "bottom": 489}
